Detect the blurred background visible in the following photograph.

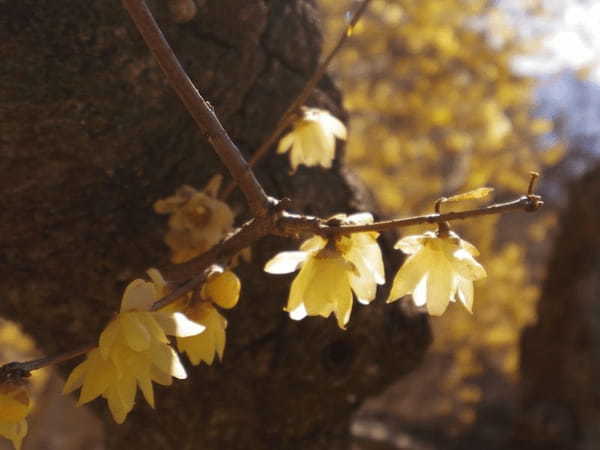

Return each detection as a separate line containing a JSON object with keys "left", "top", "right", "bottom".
{"left": 3, "top": 0, "right": 600, "bottom": 448}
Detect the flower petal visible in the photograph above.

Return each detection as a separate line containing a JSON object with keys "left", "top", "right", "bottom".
{"left": 452, "top": 249, "right": 487, "bottom": 280}
{"left": 121, "top": 279, "right": 156, "bottom": 312}
{"left": 457, "top": 277, "right": 474, "bottom": 313}
{"left": 264, "top": 251, "right": 308, "bottom": 274}
{"left": 394, "top": 235, "right": 425, "bottom": 254}
{"left": 153, "top": 311, "right": 205, "bottom": 337}
{"left": 425, "top": 263, "right": 454, "bottom": 316}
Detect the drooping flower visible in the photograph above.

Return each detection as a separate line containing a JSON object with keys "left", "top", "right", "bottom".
{"left": 0, "top": 381, "right": 30, "bottom": 450}
{"left": 176, "top": 267, "right": 240, "bottom": 365}
{"left": 278, "top": 107, "right": 347, "bottom": 171}
{"left": 264, "top": 213, "right": 384, "bottom": 329}
{"left": 387, "top": 230, "right": 487, "bottom": 316}
{"left": 63, "top": 272, "right": 204, "bottom": 423}
{"left": 154, "top": 174, "right": 234, "bottom": 263}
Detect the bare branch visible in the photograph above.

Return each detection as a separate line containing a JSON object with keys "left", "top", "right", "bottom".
{"left": 121, "top": 0, "right": 271, "bottom": 217}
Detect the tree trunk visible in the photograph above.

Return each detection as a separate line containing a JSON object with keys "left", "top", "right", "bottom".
{"left": 515, "top": 165, "right": 600, "bottom": 450}
{"left": 0, "top": 1, "right": 431, "bottom": 448}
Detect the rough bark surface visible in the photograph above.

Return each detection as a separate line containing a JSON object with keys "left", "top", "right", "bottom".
{"left": 0, "top": 1, "right": 431, "bottom": 449}
{"left": 515, "top": 165, "right": 600, "bottom": 450}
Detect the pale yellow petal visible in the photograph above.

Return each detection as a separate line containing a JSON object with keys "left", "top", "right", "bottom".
{"left": 425, "top": 262, "right": 454, "bottom": 316}
{"left": 153, "top": 311, "right": 205, "bottom": 337}
{"left": 286, "top": 257, "right": 319, "bottom": 315}
{"left": 387, "top": 250, "right": 428, "bottom": 303}
{"left": 137, "top": 312, "right": 168, "bottom": 344}
{"left": 461, "top": 239, "right": 480, "bottom": 256}
{"left": 152, "top": 344, "right": 187, "bottom": 380}
{"left": 120, "top": 313, "right": 151, "bottom": 352}
{"left": 277, "top": 132, "right": 295, "bottom": 154}
{"left": 264, "top": 251, "right": 307, "bottom": 274}
{"left": 451, "top": 249, "right": 487, "bottom": 280}
{"left": 137, "top": 376, "right": 155, "bottom": 409}
{"left": 62, "top": 359, "right": 88, "bottom": 395}
{"left": 394, "top": 235, "right": 425, "bottom": 254}
{"left": 322, "top": 113, "right": 347, "bottom": 140}
{"left": 299, "top": 235, "right": 327, "bottom": 252}
{"left": 334, "top": 286, "right": 353, "bottom": 329}
{"left": 99, "top": 319, "right": 120, "bottom": 358}
{"left": 120, "top": 279, "right": 156, "bottom": 312}
{"left": 457, "top": 277, "right": 474, "bottom": 313}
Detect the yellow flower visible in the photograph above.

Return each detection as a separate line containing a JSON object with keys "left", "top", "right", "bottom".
{"left": 154, "top": 175, "right": 234, "bottom": 263}
{"left": 278, "top": 107, "right": 347, "bottom": 171}
{"left": 177, "top": 268, "right": 240, "bottom": 365}
{"left": 63, "top": 273, "right": 204, "bottom": 423}
{"left": 387, "top": 230, "right": 487, "bottom": 316}
{"left": 0, "top": 382, "right": 30, "bottom": 450}
{"left": 264, "top": 213, "right": 384, "bottom": 329}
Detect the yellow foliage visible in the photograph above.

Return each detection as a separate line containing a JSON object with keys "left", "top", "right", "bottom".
{"left": 321, "top": 0, "right": 562, "bottom": 423}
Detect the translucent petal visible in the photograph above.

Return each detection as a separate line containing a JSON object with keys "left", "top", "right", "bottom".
{"left": 277, "top": 132, "right": 294, "bottom": 154}
{"left": 138, "top": 375, "right": 155, "bottom": 409}
{"left": 387, "top": 251, "right": 428, "bottom": 303}
{"left": 287, "top": 258, "right": 319, "bottom": 315}
{"left": 287, "top": 303, "right": 308, "bottom": 321}
{"left": 150, "top": 366, "right": 172, "bottom": 386}
{"left": 63, "top": 359, "right": 88, "bottom": 394}
{"left": 457, "top": 277, "right": 474, "bottom": 313}
{"left": 264, "top": 251, "right": 307, "bottom": 274}
{"left": 334, "top": 286, "right": 353, "bottom": 329}
{"left": 104, "top": 385, "right": 129, "bottom": 424}
{"left": 137, "top": 313, "right": 168, "bottom": 344}
{"left": 451, "top": 249, "right": 487, "bottom": 280}
{"left": 349, "top": 270, "right": 376, "bottom": 304}
{"left": 120, "top": 313, "right": 151, "bottom": 352}
{"left": 461, "top": 239, "right": 480, "bottom": 256}
{"left": 299, "top": 236, "right": 327, "bottom": 252}
{"left": 99, "top": 319, "right": 120, "bottom": 358}
{"left": 425, "top": 262, "right": 453, "bottom": 316}
{"left": 347, "top": 233, "right": 385, "bottom": 285}
{"left": 394, "top": 235, "right": 425, "bottom": 254}
{"left": 412, "top": 274, "right": 429, "bottom": 307}
{"left": 79, "top": 364, "right": 110, "bottom": 405}
{"left": 153, "top": 311, "right": 205, "bottom": 337}
{"left": 152, "top": 344, "right": 187, "bottom": 380}
{"left": 323, "top": 113, "right": 347, "bottom": 140}
{"left": 120, "top": 279, "right": 156, "bottom": 312}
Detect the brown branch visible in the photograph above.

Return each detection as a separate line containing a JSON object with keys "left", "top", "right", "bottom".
{"left": 221, "top": 0, "right": 374, "bottom": 199}
{"left": 278, "top": 195, "right": 544, "bottom": 236}
{"left": 121, "top": 0, "right": 271, "bottom": 217}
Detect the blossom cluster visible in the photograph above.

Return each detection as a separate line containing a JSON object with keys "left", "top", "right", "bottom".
{"left": 266, "top": 214, "right": 487, "bottom": 327}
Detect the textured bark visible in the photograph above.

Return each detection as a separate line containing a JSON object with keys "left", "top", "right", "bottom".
{"left": 515, "top": 165, "right": 600, "bottom": 450}
{"left": 1, "top": 1, "right": 431, "bottom": 449}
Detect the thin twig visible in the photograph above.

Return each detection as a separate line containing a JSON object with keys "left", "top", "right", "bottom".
{"left": 274, "top": 194, "right": 544, "bottom": 236}
{"left": 121, "top": 0, "right": 271, "bottom": 217}
{"left": 1, "top": 344, "right": 95, "bottom": 377}
{"left": 221, "top": 0, "right": 373, "bottom": 199}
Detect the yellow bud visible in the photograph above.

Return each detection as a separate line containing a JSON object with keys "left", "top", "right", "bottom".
{"left": 202, "top": 271, "right": 241, "bottom": 309}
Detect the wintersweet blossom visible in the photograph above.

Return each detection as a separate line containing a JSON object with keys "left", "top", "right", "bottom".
{"left": 387, "top": 230, "right": 487, "bottom": 316}
{"left": 0, "top": 382, "right": 30, "bottom": 450}
{"left": 63, "top": 274, "right": 204, "bottom": 423}
{"left": 264, "top": 213, "right": 384, "bottom": 329}
{"left": 177, "top": 268, "right": 241, "bottom": 365}
{"left": 154, "top": 175, "right": 234, "bottom": 263}
{"left": 278, "top": 107, "right": 347, "bottom": 171}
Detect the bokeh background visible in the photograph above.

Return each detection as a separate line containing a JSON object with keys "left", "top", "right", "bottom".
{"left": 3, "top": 0, "right": 600, "bottom": 448}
